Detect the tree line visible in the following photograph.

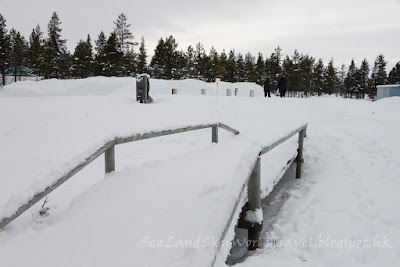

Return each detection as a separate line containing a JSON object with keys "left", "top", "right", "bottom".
{"left": 1, "top": 12, "right": 399, "bottom": 99}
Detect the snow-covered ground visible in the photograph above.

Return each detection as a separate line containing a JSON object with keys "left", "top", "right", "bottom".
{"left": 0, "top": 77, "right": 399, "bottom": 266}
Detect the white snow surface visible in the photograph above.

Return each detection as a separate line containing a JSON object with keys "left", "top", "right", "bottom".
{"left": 0, "top": 77, "right": 399, "bottom": 266}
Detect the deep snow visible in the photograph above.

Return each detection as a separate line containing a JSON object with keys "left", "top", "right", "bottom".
{"left": 0, "top": 77, "right": 399, "bottom": 266}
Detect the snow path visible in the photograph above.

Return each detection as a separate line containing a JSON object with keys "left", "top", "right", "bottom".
{"left": 236, "top": 98, "right": 400, "bottom": 266}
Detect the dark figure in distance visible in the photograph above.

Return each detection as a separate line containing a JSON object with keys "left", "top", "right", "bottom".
{"left": 263, "top": 78, "right": 271, "bottom": 97}
{"left": 277, "top": 76, "right": 287, "bottom": 97}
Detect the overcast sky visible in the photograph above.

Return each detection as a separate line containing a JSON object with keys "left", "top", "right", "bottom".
{"left": 1, "top": 0, "right": 400, "bottom": 70}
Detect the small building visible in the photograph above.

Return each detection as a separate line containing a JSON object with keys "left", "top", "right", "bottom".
{"left": 377, "top": 84, "right": 400, "bottom": 100}
{"left": 5, "top": 67, "right": 34, "bottom": 76}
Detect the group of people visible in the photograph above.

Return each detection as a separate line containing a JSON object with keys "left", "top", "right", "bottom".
{"left": 263, "top": 76, "right": 286, "bottom": 98}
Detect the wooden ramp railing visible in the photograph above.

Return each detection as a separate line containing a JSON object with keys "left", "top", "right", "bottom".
{"left": 212, "top": 124, "right": 308, "bottom": 266}
{"left": 0, "top": 122, "right": 239, "bottom": 230}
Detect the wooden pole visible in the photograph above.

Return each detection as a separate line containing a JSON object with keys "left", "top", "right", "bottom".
{"left": 296, "top": 129, "right": 305, "bottom": 178}
{"left": 212, "top": 125, "right": 218, "bottom": 143}
{"left": 105, "top": 145, "right": 115, "bottom": 173}
{"left": 247, "top": 157, "right": 262, "bottom": 250}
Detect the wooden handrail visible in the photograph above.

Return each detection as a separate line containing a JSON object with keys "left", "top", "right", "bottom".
{"left": 0, "top": 122, "right": 240, "bottom": 230}
{"left": 211, "top": 123, "right": 308, "bottom": 265}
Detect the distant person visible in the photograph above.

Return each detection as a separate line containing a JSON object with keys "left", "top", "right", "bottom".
{"left": 263, "top": 78, "right": 271, "bottom": 97}
{"left": 277, "top": 76, "right": 287, "bottom": 97}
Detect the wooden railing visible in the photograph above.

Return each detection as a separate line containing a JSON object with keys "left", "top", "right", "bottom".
{"left": 0, "top": 122, "right": 240, "bottom": 230}
{"left": 212, "top": 124, "right": 308, "bottom": 266}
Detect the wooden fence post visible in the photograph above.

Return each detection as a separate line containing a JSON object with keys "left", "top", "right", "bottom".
{"left": 296, "top": 129, "right": 305, "bottom": 178}
{"left": 105, "top": 145, "right": 115, "bottom": 173}
{"left": 247, "top": 157, "right": 262, "bottom": 250}
{"left": 212, "top": 125, "right": 218, "bottom": 143}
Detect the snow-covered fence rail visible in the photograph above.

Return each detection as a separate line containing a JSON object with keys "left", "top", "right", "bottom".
{"left": 212, "top": 123, "right": 307, "bottom": 265}
{"left": 0, "top": 122, "right": 240, "bottom": 230}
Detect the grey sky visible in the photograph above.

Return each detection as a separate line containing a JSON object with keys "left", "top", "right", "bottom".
{"left": 1, "top": 0, "right": 399, "bottom": 70}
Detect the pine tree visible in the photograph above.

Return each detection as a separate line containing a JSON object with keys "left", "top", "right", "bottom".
{"left": 9, "top": 28, "right": 28, "bottom": 82}
{"left": 194, "top": 42, "right": 206, "bottom": 80}
{"left": 185, "top": 45, "right": 195, "bottom": 78}
{"left": 388, "top": 62, "right": 400, "bottom": 84}
{"left": 28, "top": 25, "right": 44, "bottom": 77}
{"left": 0, "top": 13, "right": 10, "bottom": 85}
{"left": 113, "top": 13, "right": 137, "bottom": 53}
{"left": 94, "top": 31, "right": 107, "bottom": 76}
{"left": 149, "top": 36, "right": 179, "bottom": 79}
{"left": 137, "top": 37, "right": 147, "bottom": 74}
{"left": 369, "top": 54, "right": 387, "bottom": 100}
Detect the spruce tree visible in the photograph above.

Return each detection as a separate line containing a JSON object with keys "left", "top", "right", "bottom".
{"left": 94, "top": 31, "right": 107, "bottom": 76}
{"left": 72, "top": 35, "right": 93, "bottom": 78}
{"left": 298, "top": 54, "right": 314, "bottom": 96}
{"left": 28, "top": 25, "right": 44, "bottom": 77}
{"left": 236, "top": 53, "right": 245, "bottom": 82}
{"left": 255, "top": 52, "right": 265, "bottom": 85}
{"left": 338, "top": 64, "right": 346, "bottom": 97}
{"left": 208, "top": 46, "right": 219, "bottom": 81}
{"left": 122, "top": 48, "right": 137, "bottom": 76}
{"left": 103, "top": 32, "right": 123, "bottom": 76}
{"left": 44, "top": 11, "right": 67, "bottom": 78}
{"left": 9, "top": 28, "right": 28, "bottom": 82}
{"left": 137, "top": 37, "right": 147, "bottom": 74}
{"left": 267, "top": 46, "right": 282, "bottom": 90}
{"left": 344, "top": 59, "right": 357, "bottom": 98}
{"left": 312, "top": 59, "right": 325, "bottom": 96}
{"left": 282, "top": 55, "right": 294, "bottom": 92}
{"left": 217, "top": 49, "right": 228, "bottom": 80}
{"left": 325, "top": 59, "right": 336, "bottom": 95}
{"left": 369, "top": 54, "right": 387, "bottom": 100}
{"left": 226, "top": 49, "right": 237, "bottom": 82}
{"left": 244, "top": 52, "right": 256, "bottom": 82}
{"left": 0, "top": 13, "right": 10, "bottom": 85}
{"left": 359, "top": 59, "right": 369, "bottom": 98}
{"left": 388, "top": 62, "right": 400, "bottom": 84}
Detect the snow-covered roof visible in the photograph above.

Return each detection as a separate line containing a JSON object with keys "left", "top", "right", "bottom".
{"left": 377, "top": 84, "right": 400, "bottom": 88}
